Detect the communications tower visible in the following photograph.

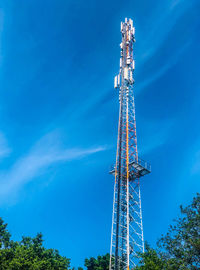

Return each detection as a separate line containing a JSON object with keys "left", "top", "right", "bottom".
{"left": 109, "top": 18, "right": 151, "bottom": 270}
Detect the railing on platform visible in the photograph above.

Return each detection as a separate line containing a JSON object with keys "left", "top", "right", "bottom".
{"left": 110, "top": 157, "right": 151, "bottom": 175}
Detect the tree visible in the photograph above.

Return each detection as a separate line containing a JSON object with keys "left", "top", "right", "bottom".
{"left": 84, "top": 254, "right": 110, "bottom": 270}
{"left": 136, "top": 193, "right": 200, "bottom": 270}
{"left": 158, "top": 193, "right": 200, "bottom": 269}
{"left": 0, "top": 217, "right": 70, "bottom": 269}
{"left": 135, "top": 243, "right": 166, "bottom": 270}
{"left": 0, "top": 218, "right": 11, "bottom": 249}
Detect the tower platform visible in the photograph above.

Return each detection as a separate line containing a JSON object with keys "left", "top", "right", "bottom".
{"left": 110, "top": 157, "right": 151, "bottom": 180}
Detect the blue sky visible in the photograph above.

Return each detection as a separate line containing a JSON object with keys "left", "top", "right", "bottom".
{"left": 0, "top": 0, "right": 200, "bottom": 267}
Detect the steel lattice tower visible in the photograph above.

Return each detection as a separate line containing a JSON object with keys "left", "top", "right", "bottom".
{"left": 109, "top": 18, "right": 151, "bottom": 270}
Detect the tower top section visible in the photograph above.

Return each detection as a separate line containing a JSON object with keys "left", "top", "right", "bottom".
{"left": 114, "top": 18, "right": 135, "bottom": 89}
{"left": 121, "top": 18, "right": 135, "bottom": 41}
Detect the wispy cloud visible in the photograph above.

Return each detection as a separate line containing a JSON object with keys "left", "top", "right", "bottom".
{"left": 170, "top": 0, "right": 184, "bottom": 10}
{"left": 0, "top": 131, "right": 11, "bottom": 158}
{"left": 135, "top": 0, "right": 195, "bottom": 94}
{"left": 0, "top": 131, "right": 107, "bottom": 203}
{"left": 191, "top": 151, "right": 200, "bottom": 175}
{"left": 138, "top": 0, "right": 193, "bottom": 64}
{"left": 191, "top": 142, "right": 200, "bottom": 176}
{"left": 136, "top": 40, "right": 191, "bottom": 93}
{"left": 138, "top": 119, "right": 175, "bottom": 155}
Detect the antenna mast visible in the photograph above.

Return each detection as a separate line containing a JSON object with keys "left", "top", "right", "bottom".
{"left": 109, "top": 18, "right": 151, "bottom": 270}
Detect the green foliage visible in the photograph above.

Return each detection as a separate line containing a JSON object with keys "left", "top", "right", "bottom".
{"left": 136, "top": 193, "right": 200, "bottom": 270}
{"left": 135, "top": 243, "right": 166, "bottom": 270}
{"left": 0, "top": 218, "right": 70, "bottom": 269}
{"left": 158, "top": 193, "right": 200, "bottom": 269}
{"left": 84, "top": 254, "right": 110, "bottom": 270}
{"left": 0, "top": 218, "right": 11, "bottom": 249}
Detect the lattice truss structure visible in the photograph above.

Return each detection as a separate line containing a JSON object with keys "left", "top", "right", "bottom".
{"left": 109, "top": 18, "right": 151, "bottom": 270}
